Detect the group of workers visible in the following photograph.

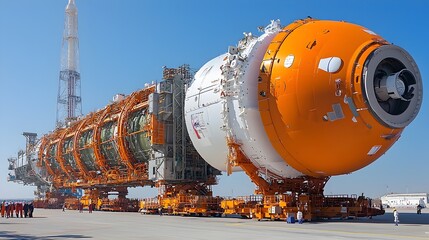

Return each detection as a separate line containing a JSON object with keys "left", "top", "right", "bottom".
{"left": 1, "top": 201, "right": 34, "bottom": 218}
{"left": 75, "top": 202, "right": 96, "bottom": 213}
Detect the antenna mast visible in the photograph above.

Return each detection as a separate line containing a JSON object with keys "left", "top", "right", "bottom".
{"left": 57, "top": 0, "right": 82, "bottom": 127}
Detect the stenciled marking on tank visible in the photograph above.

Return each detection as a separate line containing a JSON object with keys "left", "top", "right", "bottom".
{"left": 191, "top": 112, "right": 206, "bottom": 139}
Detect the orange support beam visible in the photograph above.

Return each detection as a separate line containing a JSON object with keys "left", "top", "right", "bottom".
{"left": 226, "top": 138, "right": 275, "bottom": 195}
{"left": 38, "top": 136, "right": 55, "bottom": 176}
{"left": 118, "top": 86, "right": 155, "bottom": 172}
{"left": 56, "top": 129, "right": 73, "bottom": 178}
{"left": 227, "top": 138, "right": 328, "bottom": 195}
{"left": 92, "top": 106, "right": 111, "bottom": 172}
{"left": 72, "top": 117, "right": 90, "bottom": 178}
{"left": 117, "top": 92, "right": 139, "bottom": 171}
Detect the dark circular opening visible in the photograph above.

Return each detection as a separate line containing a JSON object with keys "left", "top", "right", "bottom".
{"left": 373, "top": 58, "right": 412, "bottom": 115}
{"left": 361, "top": 45, "right": 422, "bottom": 129}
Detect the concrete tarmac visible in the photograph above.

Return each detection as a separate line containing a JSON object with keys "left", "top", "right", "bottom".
{"left": 1, "top": 208, "right": 428, "bottom": 240}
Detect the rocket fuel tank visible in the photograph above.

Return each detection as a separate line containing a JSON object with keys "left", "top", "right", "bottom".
{"left": 184, "top": 19, "right": 422, "bottom": 179}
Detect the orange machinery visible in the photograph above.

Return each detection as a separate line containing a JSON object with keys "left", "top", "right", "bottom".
{"left": 184, "top": 18, "right": 422, "bottom": 220}
{"left": 33, "top": 66, "right": 219, "bottom": 209}
{"left": 38, "top": 85, "right": 156, "bottom": 190}
{"left": 11, "top": 18, "right": 422, "bottom": 220}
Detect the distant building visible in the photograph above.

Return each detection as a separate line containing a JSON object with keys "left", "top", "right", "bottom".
{"left": 381, "top": 193, "right": 428, "bottom": 208}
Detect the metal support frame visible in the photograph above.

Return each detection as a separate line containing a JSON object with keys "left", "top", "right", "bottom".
{"left": 227, "top": 138, "right": 328, "bottom": 195}
{"left": 153, "top": 65, "right": 216, "bottom": 184}
{"left": 172, "top": 75, "right": 186, "bottom": 180}
{"left": 11, "top": 65, "right": 220, "bottom": 211}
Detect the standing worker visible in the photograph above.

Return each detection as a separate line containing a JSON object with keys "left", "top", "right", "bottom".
{"left": 79, "top": 202, "right": 83, "bottom": 213}
{"left": 23, "top": 202, "right": 29, "bottom": 217}
{"left": 417, "top": 204, "right": 422, "bottom": 214}
{"left": 9, "top": 202, "right": 14, "bottom": 218}
{"left": 15, "top": 201, "right": 23, "bottom": 218}
{"left": 28, "top": 202, "right": 34, "bottom": 218}
{"left": 88, "top": 200, "right": 93, "bottom": 213}
{"left": 297, "top": 210, "right": 304, "bottom": 224}
{"left": 1, "top": 201, "right": 5, "bottom": 217}
{"left": 393, "top": 208, "right": 399, "bottom": 226}
{"left": 5, "top": 201, "right": 10, "bottom": 218}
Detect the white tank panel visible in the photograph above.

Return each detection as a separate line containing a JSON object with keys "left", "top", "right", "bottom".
{"left": 185, "top": 21, "right": 304, "bottom": 178}
{"left": 185, "top": 54, "right": 230, "bottom": 171}
{"left": 226, "top": 39, "right": 302, "bottom": 178}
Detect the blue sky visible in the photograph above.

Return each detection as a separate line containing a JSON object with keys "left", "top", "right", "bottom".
{"left": 0, "top": 0, "right": 428, "bottom": 199}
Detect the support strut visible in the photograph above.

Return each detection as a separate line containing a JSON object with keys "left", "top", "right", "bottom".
{"left": 225, "top": 138, "right": 384, "bottom": 221}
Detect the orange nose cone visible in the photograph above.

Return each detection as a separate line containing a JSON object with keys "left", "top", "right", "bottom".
{"left": 258, "top": 19, "right": 422, "bottom": 178}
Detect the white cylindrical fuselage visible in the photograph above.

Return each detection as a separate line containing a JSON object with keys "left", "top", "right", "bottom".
{"left": 184, "top": 21, "right": 303, "bottom": 178}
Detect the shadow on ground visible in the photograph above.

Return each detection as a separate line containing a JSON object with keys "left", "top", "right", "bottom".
{"left": 0, "top": 231, "right": 91, "bottom": 239}
{"left": 311, "top": 212, "right": 429, "bottom": 225}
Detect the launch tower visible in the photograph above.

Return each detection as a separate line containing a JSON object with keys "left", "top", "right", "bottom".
{"left": 57, "top": 0, "right": 82, "bottom": 128}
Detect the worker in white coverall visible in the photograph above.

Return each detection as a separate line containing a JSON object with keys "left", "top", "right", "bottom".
{"left": 393, "top": 208, "right": 399, "bottom": 226}
{"left": 297, "top": 210, "right": 303, "bottom": 224}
